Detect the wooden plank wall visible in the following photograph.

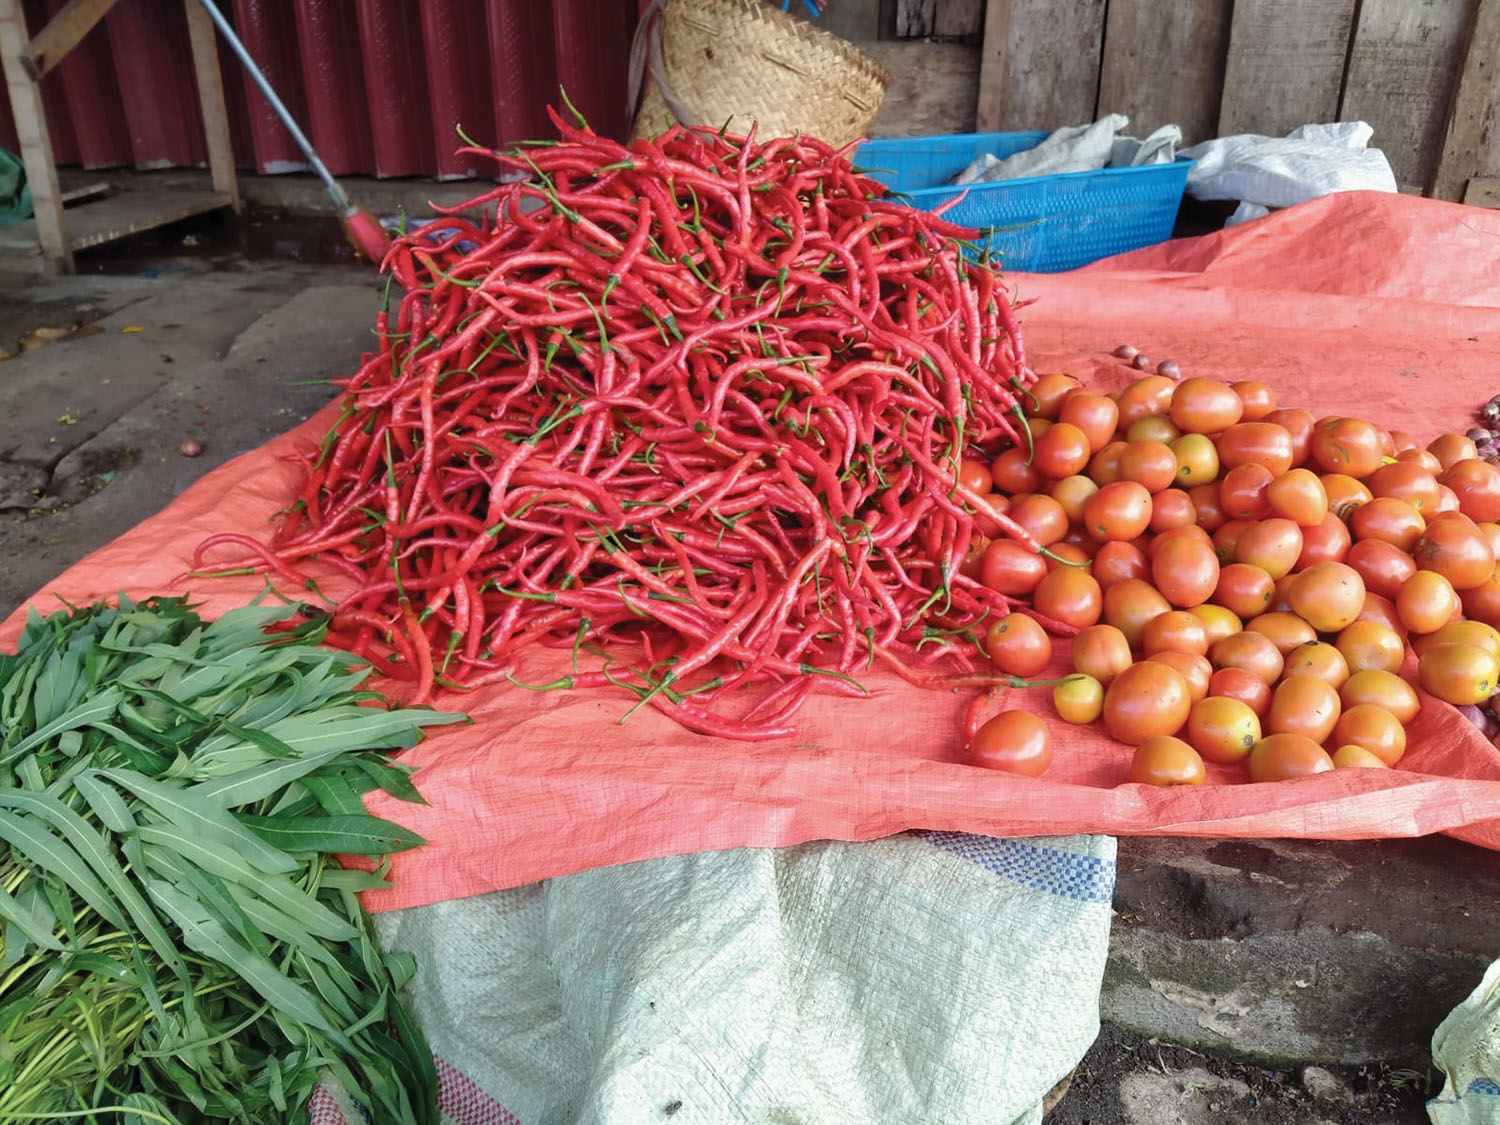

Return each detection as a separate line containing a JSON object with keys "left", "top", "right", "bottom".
{"left": 966, "top": 0, "right": 1500, "bottom": 202}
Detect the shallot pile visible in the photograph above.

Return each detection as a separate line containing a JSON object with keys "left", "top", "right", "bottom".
{"left": 201, "top": 109, "right": 1042, "bottom": 739}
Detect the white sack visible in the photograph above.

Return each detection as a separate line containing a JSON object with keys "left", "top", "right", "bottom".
{"left": 1181, "top": 120, "right": 1398, "bottom": 212}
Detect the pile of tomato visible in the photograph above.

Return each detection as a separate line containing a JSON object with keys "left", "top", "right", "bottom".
{"left": 962, "top": 369, "right": 1500, "bottom": 786}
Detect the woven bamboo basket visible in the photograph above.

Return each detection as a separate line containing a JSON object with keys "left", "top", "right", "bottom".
{"left": 629, "top": 0, "right": 889, "bottom": 148}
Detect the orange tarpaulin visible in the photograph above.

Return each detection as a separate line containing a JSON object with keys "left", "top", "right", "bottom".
{"left": 6, "top": 191, "right": 1500, "bottom": 913}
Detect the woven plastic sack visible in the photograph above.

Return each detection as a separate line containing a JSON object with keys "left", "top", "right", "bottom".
{"left": 314, "top": 832, "right": 1115, "bottom": 1124}
{"left": 1429, "top": 958, "right": 1500, "bottom": 1124}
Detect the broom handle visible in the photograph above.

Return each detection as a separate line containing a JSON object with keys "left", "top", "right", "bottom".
{"left": 194, "top": 0, "right": 352, "bottom": 214}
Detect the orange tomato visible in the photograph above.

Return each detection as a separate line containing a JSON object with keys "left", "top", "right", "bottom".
{"left": 981, "top": 540, "right": 1048, "bottom": 596}
{"left": 1071, "top": 624, "right": 1135, "bottom": 686}
{"left": 1104, "top": 579, "right": 1173, "bottom": 649}
{"left": 985, "top": 614, "right": 1052, "bottom": 677}
{"left": 1170, "top": 377, "right": 1244, "bottom": 434}
{"left": 1267, "top": 468, "right": 1329, "bottom": 527}
{"left": 1418, "top": 642, "right": 1499, "bottom": 705}
{"left": 1354, "top": 592, "right": 1409, "bottom": 639}
{"left": 1148, "top": 651, "right": 1213, "bottom": 702}
{"left": 1398, "top": 447, "right": 1445, "bottom": 474}
{"left": 1414, "top": 513, "right": 1495, "bottom": 590}
{"left": 1388, "top": 430, "right": 1421, "bottom": 454}
{"left": 1329, "top": 704, "right": 1406, "bottom": 766}
{"left": 1027, "top": 373, "right": 1080, "bottom": 420}
{"left": 1296, "top": 510, "right": 1352, "bottom": 568}
{"left": 1442, "top": 459, "right": 1500, "bottom": 523}
{"left": 1129, "top": 736, "right": 1208, "bottom": 786}
{"left": 1126, "top": 414, "right": 1182, "bottom": 445}
{"left": 1287, "top": 562, "right": 1366, "bottom": 632}
{"left": 1008, "top": 494, "right": 1069, "bottom": 547}
{"left": 1412, "top": 619, "right": 1500, "bottom": 660}
{"left": 1396, "top": 570, "right": 1460, "bottom": 634}
{"left": 1116, "top": 375, "right": 1177, "bottom": 428}
{"left": 1058, "top": 390, "right": 1120, "bottom": 451}
{"left": 1033, "top": 567, "right": 1104, "bottom": 630}
{"left": 1146, "top": 524, "right": 1213, "bottom": 561}
{"left": 1234, "top": 519, "right": 1304, "bottom": 580}
{"left": 1103, "top": 661, "right": 1192, "bottom": 744}
{"left": 1088, "top": 440, "right": 1129, "bottom": 485}
{"left": 1219, "top": 463, "right": 1276, "bottom": 521}
{"left": 1246, "top": 612, "right": 1318, "bottom": 656}
{"left": 1213, "top": 520, "right": 1254, "bottom": 565}
{"left": 1093, "top": 540, "right": 1151, "bottom": 589}
{"left": 1461, "top": 573, "right": 1500, "bottom": 629}
{"left": 1332, "top": 744, "right": 1393, "bottom": 769}
{"left": 1322, "top": 473, "right": 1374, "bottom": 516}
{"left": 1119, "top": 440, "right": 1182, "bottom": 493}
{"left": 1348, "top": 497, "right": 1426, "bottom": 553}
{"left": 1248, "top": 733, "right": 1335, "bottom": 782}
{"left": 1054, "top": 675, "right": 1105, "bottom": 724}
{"left": 1043, "top": 542, "right": 1093, "bottom": 573}
{"left": 1311, "top": 417, "right": 1384, "bottom": 478}
{"left": 1282, "top": 641, "right": 1350, "bottom": 688}
{"left": 1344, "top": 538, "right": 1418, "bottom": 600}
{"left": 1142, "top": 611, "right": 1210, "bottom": 657}
{"left": 1216, "top": 422, "right": 1295, "bottom": 476}
{"left": 1368, "top": 460, "right": 1440, "bottom": 512}
{"left": 1336, "top": 620, "right": 1406, "bottom": 675}
{"left": 1050, "top": 474, "right": 1100, "bottom": 524}
{"left": 1231, "top": 380, "right": 1276, "bottom": 422}
{"left": 1031, "top": 421, "right": 1092, "bottom": 479}
{"left": 1208, "top": 667, "right": 1272, "bottom": 718}
{"left": 958, "top": 459, "right": 994, "bottom": 495}
{"left": 1210, "top": 630, "right": 1285, "bottom": 685}
{"left": 1189, "top": 603, "right": 1243, "bottom": 645}
{"left": 1428, "top": 432, "right": 1479, "bottom": 471}
{"left": 1150, "top": 488, "right": 1198, "bottom": 533}
{"left": 1213, "top": 562, "right": 1276, "bottom": 619}
{"left": 1186, "top": 696, "right": 1262, "bottom": 764}
{"left": 1152, "top": 535, "right": 1221, "bottom": 608}
{"left": 1340, "top": 669, "right": 1421, "bottom": 724}
{"left": 1263, "top": 407, "right": 1315, "bottom": 466}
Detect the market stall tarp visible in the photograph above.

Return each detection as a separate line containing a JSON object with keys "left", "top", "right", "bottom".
{"left": 5, "top": 190, "right": 1500, "bottom": 913}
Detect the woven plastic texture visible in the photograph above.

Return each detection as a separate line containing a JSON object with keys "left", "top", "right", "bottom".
{"left": 856, "top": 132, "right": 1192, "bottom": 273}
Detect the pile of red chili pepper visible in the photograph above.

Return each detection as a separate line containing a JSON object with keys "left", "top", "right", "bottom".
{"left": 199, "top": 108, "right": 1044, "bottom": 739}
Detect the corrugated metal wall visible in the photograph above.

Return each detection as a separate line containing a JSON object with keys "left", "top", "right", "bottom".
{"left": 0, "top": 0, "right": 642, "bottom": 179}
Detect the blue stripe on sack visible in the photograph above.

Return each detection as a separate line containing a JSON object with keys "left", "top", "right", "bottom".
{"left": 922, "top": 832, "right": 1116, "bottom": 903}
{"left": 1467, "top": 1078, "right": 1500, "bottom": 1095}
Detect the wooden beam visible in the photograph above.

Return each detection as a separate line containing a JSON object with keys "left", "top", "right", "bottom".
{"left": 975, "top": 0, "right": 1012, "bottom": 132}
{"left": 0, "top": 0, "right": 71, "bottom": 272}
{"left": 1466, "top": 177, "right": 1500, "bottom": 208}
{"left": 183, "top": 0, "right": 240, "bottom": 212}
{"left": 1097, "top": 0, "right": 1234, "bottom": 145}
{"left": 17, "top": 0, "right": 115, "bottom": 81}
{"left": 1431, "top": 0, "right": 1500, "bottom": 201}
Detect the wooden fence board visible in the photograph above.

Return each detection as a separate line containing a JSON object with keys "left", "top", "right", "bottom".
{"left": 976, "top": 0, "right": 1106, "bottom": 133}
{"left": 1341, "top": 0, "right": 1472, "bottom": 193}
{"left": 1217, "top": 0, "right": 1357, "bottom": 138}
{"left": 863, "top": 41, "right": 980, "bottom": 135}
{"left": 1097, "top": 0, "right": 1234, "bottom": 145}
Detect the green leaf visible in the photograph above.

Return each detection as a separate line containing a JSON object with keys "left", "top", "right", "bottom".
{"left": 144, "top": 878, "right": 350, "bottom": 1048}
{"left": 0, "top": 789, "right": 187, "bottom": 978}
{"left": 96, "top": 768, "right": 298, "bottom": 876}
{"left": 192, "top": 744, "right": 365, "bottom": 810}
{"left": 1, "top": 687, "right": 123, "bottom": 761}
{"left": 238, "top": 813, "right": 427, "bottom": 856}
{"left": 349, "top": 756, "right": 429, "bottom": 806}
{"left": 0, "top": 878, "right": 63, "bottom": 951}
{"left": 301, "top": 773, "right": 370, "bottom": 817}
{"left": 0, "top": 808, "right": 127, "bottom": 930}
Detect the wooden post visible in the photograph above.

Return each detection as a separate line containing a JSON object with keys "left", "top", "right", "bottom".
{"left": 1430, "top": 0, "right": 1500, "bottom": 202}
{"left": 0, "top": 0, "right": 72, "bottom": 272}
{"left": 183, "top": 0, "right": 240, "bottom": 211}
{"left": 17, "top": 0, "right": 114, "bottom": 80}
{"left": 975, "top": 0, "right": 1011, "bottom": 133}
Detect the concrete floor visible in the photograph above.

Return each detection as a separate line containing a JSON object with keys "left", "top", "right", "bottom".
{"left": 0, "top": 199, "right": 1480, "bottom": 1123}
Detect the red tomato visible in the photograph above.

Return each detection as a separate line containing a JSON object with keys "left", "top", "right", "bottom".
{"left": 1142, "top": 611, "right": 1210, "bottom": 657}
{"left": 1027, "top": 374, "right": 1080, "bottom": 420}
{"left": 1442, "top": 459, "right": 1500, "bottom": 523}
{"left": 1129, "top": 736, "right": 1207, "bottom": 786}
{"left": 1084, "top": 481, "right": 1154, "bottom": 542}
{"left": 1148, "top": 651, "right": 1213, "bottom": 703}
{"left": 1213, "top": 562, "right": 1276, "bottom": 619}
{"left": 991, "top": 447, "right": 1042, "bottom": 494}
{"left": 1248, "top": 734, "right": 1335, "bottom": 782}
{"left": 1219, "top": 464, "right": 1275, "bottom": 521}
{"left": 958, "top": 460, "right": 994, "bottom": 496}
{"left": 1344, "top": 538, "right": 1418, "bottom": 600}
{"left": 970, "top": 711, "right": 1052, "bottom": 776}
{"left": 1033, "top": 567, "right": 1104, "bottom": 630}
{"left": 982, "top": 540, "right": 1048, "bottom": 596}
{"left": 1311, "top": 417, "right": 1384, "bottom": 479}
{"left": 1072, "top": 624, "right": 1134, "bottom": 686}
{"left": 1051, "top": 475, "right": 1100, "bottom": 524}
{"left": 985, "top": 614, "right": 1052, "bottom": 677}
{"left": 1119, "top": 441, "right": 1180, "bottom": 493}
{"left": 1234, "top": 519, "right": 1304, "bottom": 580}
{"left": 1349, "top": 497, "right": 1426, "bottom": 553}
{"left": 1189, "top": 483, "right": 1227, "bottom": 532}
{"left": 1170, "top": 378, "right": 1244, "bottom": 434}
{"left": 1103, "top": 661, "right": 1192, "bottom": 744}
{"left": 1059, "top": 391, "right": 1121, "bottom": 452}
{"left": 1116, "top": 375, "right": 1177, "bottom": 428}
{"left": 1267, "top": 468, "right": 1329, "bottom": 527}
{"left": 1287, "top": 562, "right": 1366, "bottom": 632}
{"left": 1429, "top": 432, "right": 1479, "bottom": 471}
{"left": 1031, "top": 421, "right": 1092, "bottom": 479}
{"left": 1462, "top": 573, "right": 1500, "bottom": 629}
{"left": 1295, "top": 510, "right": 1352, "bottom": 568}
{"left": 1088, "top": 441, "right": 1129, "bottom": 485}
{"left": 1104, "top": 579, "right": 1173, "bottom": 649}
{"left": 1262, "top": 408, "right": 1315, "bottom": 467}
{"left": 1093, "top": 540, "right": 1151, "bottom": 589}
{"left": 1208, "top": 667, "right": 1272, "bottom": 718}
{"left": 1231, "top": 381, "right": 1277, "bottom": 423}
{"left": 1216, "top": 422, "right": 1295, "bottom": 476}
{"left": 1150, "top": 488, "right": 1198, "bottom": 533}
{"left": 1414, "top": 512, "right": 1496, "bottom": 590}
{"left": 1368, "top": 461, "right": 1440, "bottom": 512}
{"left": 1147, "top": 524, "right": 1213, "bottom": 562}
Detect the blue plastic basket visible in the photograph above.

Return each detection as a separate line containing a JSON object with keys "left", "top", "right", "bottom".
{"left": 854, "top": 132, "right": 1193, "bottom": 273}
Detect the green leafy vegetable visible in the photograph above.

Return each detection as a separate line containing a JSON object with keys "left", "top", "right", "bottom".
{"left": 0, "top": 596, "right": 465, "bottom": 1124}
